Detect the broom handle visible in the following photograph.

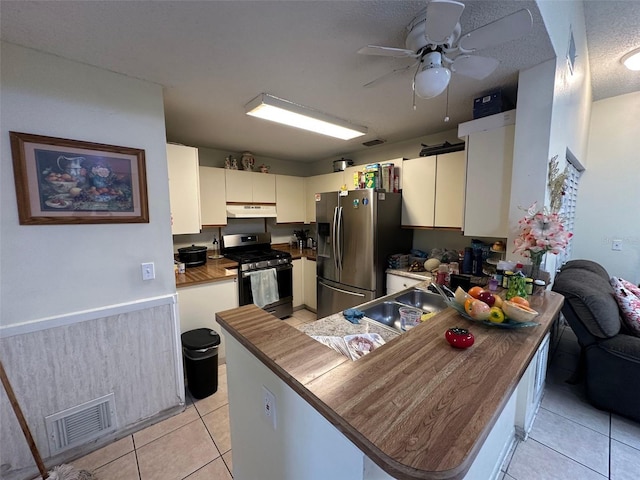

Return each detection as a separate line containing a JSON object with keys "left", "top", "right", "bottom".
{"left": 0, "top": 360, "right": 49, "bottom": 479}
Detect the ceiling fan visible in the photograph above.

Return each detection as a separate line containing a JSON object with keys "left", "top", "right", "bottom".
{"left": 358, "top": 0, "right": 533, "bottom": 101}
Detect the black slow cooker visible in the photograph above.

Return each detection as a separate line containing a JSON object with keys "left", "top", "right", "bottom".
{"left": 178, "top": 244, "right": 207, "bottom": 268}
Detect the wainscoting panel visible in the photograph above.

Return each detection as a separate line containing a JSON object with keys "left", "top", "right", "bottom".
{"left": 0, "top": 302, "right": 182, "bottom": 478}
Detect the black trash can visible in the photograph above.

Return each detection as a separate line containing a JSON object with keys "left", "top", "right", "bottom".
{"left": 181, "top": 328, "right": 221, "bottom": 399}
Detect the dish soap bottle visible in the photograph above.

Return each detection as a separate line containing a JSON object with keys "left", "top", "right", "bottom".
{"left": 212, "top": 237, "right": 220, "bottom": 258}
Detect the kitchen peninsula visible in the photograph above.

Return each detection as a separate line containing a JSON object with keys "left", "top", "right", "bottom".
{"left": 216, "top": 284, "right": 563, "bottom": 480}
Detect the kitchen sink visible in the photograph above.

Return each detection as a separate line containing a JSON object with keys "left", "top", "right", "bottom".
{"left": 361, "top": 288, "right": 447, "bottom": 332}
{"left": 361, "top": 301, "right": 406, "bottom": 331}
{"left": 393, "top": 289, "right": 448, "bottom": 313}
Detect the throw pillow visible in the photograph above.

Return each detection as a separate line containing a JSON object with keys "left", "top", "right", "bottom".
{"left": 619, "top": 277, "right": 640, "bottom": 299}
{"left": 610, "top": 277, "right": 640, "bottom": 336}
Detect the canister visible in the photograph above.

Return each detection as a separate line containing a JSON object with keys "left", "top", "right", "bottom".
{"left": 502, "top": 271, "right": 514, "bottom": 289}
{"left": 525, "top": 278, "right": 534, "bottom": 295}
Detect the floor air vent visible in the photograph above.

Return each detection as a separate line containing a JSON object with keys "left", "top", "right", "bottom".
{"left": 45, "top": 393, "right": 117, "bottom": 455}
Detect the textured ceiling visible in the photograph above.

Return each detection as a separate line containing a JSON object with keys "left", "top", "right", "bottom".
{"left": 584, "top": 0, "right": 640, "bottom": 101}
{"left": 0, "top": 1, "right": 637, "bottom": 162}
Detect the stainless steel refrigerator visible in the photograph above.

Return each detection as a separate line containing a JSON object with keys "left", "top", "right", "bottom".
{"left": 316, "top": 190, "right": 411, "bottom": 318}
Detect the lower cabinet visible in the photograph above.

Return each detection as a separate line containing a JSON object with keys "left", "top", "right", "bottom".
{"left": 303, "top": 258, "right": 317, "bottom": 311}
{"left": 386, "top": 273, "right": 424, "bottom": 295}
{"left": 515, "top": 332, "right": 551, "bottom": 439}
{"left": 177, "top": 278, "right": 238, "bottom": 362}
{"left": 292, "top": 259, "right": 304, "bottom": 308}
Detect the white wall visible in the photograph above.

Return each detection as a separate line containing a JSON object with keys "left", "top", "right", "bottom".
{"left": 0, "top": 43, "right": 182, "bottom": 478}
{"left": 0, "top": 42, "right": 176, "bottom": 326}
{"left": 507, "top": 1, "right": 592, "bottom": 274}
{"left": 572, "top": 92, "right": 640, "bottom": 283}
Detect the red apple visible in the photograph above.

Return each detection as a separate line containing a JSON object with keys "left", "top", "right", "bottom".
{"left": 477, "top": 290, "right": 496, "bottom": 307}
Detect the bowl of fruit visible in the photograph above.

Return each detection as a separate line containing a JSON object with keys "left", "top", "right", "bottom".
{"left": 447, "top": 286, "right": 539, "bottom": 329}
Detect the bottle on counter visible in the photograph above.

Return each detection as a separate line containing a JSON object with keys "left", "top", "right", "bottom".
{"left": 212, "top": 237, "right": 220, "bottom": 257}
{"left": 462, "top": 247, "right": 473, "bottom": 274}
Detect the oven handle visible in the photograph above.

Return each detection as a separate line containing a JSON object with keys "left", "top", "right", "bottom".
{"left": 241, "top": 263, "right": 293, "bottom": 278}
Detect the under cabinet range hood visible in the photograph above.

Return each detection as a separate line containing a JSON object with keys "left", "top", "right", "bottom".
{"left": 226, "top": 204, "right": 277, "bottom": 218}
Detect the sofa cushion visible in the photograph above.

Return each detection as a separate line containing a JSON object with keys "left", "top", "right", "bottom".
{"left": 553, "top": 268, "right": 622, "bottom": 338}
{"left": 620, "top": 278, "right": 640, "bottom": 299}
{"left": 610, "top": 277, "right": 640, "bottom": 337}
{"left": 560, "top": 259, "right": 610, "bottom": 280}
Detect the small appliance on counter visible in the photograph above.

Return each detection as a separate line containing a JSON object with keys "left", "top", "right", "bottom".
{"left": 177, "top": 244, "right": 208, "bottom": 268}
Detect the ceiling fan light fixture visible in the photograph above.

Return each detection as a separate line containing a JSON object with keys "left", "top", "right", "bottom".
{"left": 621, "top": 47, "right": 640, "bottom": 71}
{"left": 245, "top": 93, "right": 367, "bottom": 140}
{"left": 415, "top": 65, "right": 451, "bottom": 99}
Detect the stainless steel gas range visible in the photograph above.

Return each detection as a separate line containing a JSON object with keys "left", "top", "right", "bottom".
{"left": 221, "top": 232, "right": 293, "bottom": 319}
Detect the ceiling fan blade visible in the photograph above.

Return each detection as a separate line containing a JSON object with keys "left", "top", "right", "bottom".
{"left": 458, "top": 9, "right": 533, "bottom": 52}
{"left": 364, "top": 62, "right": 419, "bottom": 88}
{"left": 425, "top": 0, "right": 465, "bottom": 44}
{"left": 451, "top": 55, "right": 499, "bottom": 79}
{"left": 357, "top": 45, "right": 418, "bottom": 58}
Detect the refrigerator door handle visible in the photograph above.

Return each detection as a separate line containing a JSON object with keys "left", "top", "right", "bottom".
{"left": 332, "top": 206, "right": 339, "bottom": 272}
{"left": 337, "top": 206, "right": 344, "bottom": 272}
{"left": 318, "top": 280, "right": 366, "bottom": 298}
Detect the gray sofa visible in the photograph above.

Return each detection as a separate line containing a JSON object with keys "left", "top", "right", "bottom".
{"left": 552, "top": 259, "right": 640, "bottom": 422}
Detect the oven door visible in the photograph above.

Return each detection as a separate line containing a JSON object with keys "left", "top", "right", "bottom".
{"left": 239, "top": 263, "right": 293, "bottom": 318}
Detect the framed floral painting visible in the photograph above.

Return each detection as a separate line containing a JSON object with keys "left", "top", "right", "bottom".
{"left": 10, "top": 132, "right": 149, "bottom": 225}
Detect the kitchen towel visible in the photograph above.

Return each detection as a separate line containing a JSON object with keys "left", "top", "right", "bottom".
{"left": 247, "top": 268, "right": 279, "bottom": 308}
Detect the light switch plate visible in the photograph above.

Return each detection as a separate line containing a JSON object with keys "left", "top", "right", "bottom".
{"left": 141, "top": 262, "right": 155, "bottom": 280}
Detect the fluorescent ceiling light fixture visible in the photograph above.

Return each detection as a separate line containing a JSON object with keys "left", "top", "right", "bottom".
{"left": 621, "top": 47, "right": 640, "bottom": 71}
{"left": 245, "top": 94, "right": 367, "bottom": 140}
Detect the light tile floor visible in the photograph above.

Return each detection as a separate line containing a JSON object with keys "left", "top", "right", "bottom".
{"left": 70, "top": 311, "right": 640, "bottom": 480}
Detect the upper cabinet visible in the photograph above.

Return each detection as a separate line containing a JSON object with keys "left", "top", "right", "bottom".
{"left": 225, "top": 169, "right": 276, "bottom": 203}
{"left": 462, "top": 124, "right": 514, "bottom": 237}
{"left": 199, "top": 166, "right": 227, "bottom": 226}
{"left": 401, "top": 151, "right": 465, "bottom": 228}
{"left": 434, "top": 150, "right": 466, "bottom": 228}
{"left": 304, "top": 172, "right": 344, "bottom": 223}
{"left": 276, "top": 174, "right": 305, "bottom": 223}
{"left": 167, "top": 143, "right": 201, "bottom": 235}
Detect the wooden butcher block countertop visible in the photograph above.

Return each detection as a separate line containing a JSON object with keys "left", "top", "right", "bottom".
{"left": 216, "top": 289, "right": 564, "bottom": 480}
{"left": 175, "top": 243, "right": 316, "bottom": 288}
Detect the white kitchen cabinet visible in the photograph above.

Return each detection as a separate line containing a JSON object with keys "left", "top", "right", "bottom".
{"left": 199, "top": 166, "right": 227, "bottom": 226}
{"left": 292, "top": 259, "right": 304, "bottom": 308}
{"left": 434, "top": 150, "right": 466, "bottom": 228}
{"left": 386, "top": 273, "right": 423, "bottom": 295}
{"left": 225, "top": 169, "right": 276, "bottom": 203}
{"left": 304, "top": 172, "right": 344, "bottom": 223}
{"left": 303, "top": 257, "right": 317, "bottom": 311}
{"left": 276, "top": 175, "right": 305, "bottom": 223}
{"left": 402, "top": 152, "right": 466, "bottom": 228}
{"left": 177, "top": 278, "right": 239, "bottom": 361}
{"left": 462, "top": 124, "right": 514, "bottom": 237}
{"left": 515, "top": 332, "right": 550, "bottom": 439}
{"left": 401, "top": 156, "right": 436, "bottom": 227}
{"left": 167, "top": 143, "right": 201, "bottom": 235}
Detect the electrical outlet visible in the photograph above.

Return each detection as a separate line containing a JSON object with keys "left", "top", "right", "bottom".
{"left": 612, "top": 239, "right": 623, "bottom": 251}
{"left": 141, "top": 262, "right": 155, "bottom": 280}
{"left": 262, "top": 385, "right": 276, "bottom": 430}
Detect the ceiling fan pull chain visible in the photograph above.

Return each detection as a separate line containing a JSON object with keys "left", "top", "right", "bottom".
{"left": 444, "top": 85, "right": 450, "bottom": 122}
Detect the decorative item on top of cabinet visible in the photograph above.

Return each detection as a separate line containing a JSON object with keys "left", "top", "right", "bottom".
{"left": 241, "top": 152, "right": 255, "bottom": 171}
